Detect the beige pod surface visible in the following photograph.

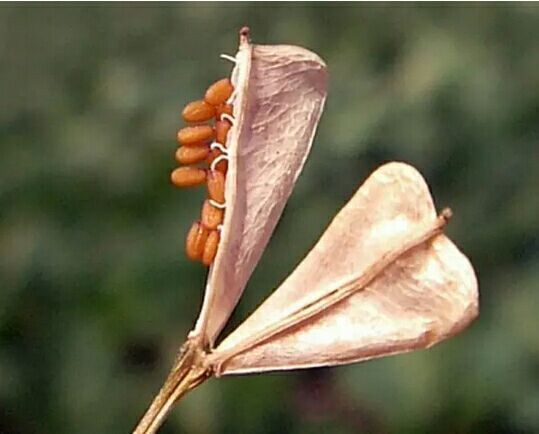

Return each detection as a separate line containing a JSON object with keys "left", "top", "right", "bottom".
{"left": 193, "top": 29, "right": 328, "bottom": 346}
{"left": 210, "top": 163, "right": 479, "bottom": 374}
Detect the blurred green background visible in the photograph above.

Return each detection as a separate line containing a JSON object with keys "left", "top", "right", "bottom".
{"left": 1, "top": 4, "right": 538, "bottom": 434}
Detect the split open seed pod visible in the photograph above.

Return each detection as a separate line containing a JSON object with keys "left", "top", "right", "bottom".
{"left": 192, "top": 27, "right": 329, "bottom": 347}
{"left": 133, "top": 28, "right": 478, "bottom": 434}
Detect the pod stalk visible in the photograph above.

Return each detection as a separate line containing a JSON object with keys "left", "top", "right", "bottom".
{"left": 132, "top": 337, "right": 211, "bottom": 434}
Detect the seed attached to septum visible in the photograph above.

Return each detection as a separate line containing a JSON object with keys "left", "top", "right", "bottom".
{"left": 204, "top": 78, "right": 234, "bottom": 107}
{"left": 173, "top": 77, "right": 233, "bottom": 265}
{"left": 201, "top": 199, "right": 224, "bottom": 230}
{"left": 176, "top": 145, "right": 210, "bottom": 165}
{"left": 206, "top": 149, "right": 228, "bottom": 174}
{"left": 202, "top": 230, "right": 220, "bottom": 266}
{"left": 171, "top": 167, "right": 207, "bottom": 187}
{"left": 185, "top": 221, "right": 209, "bottom": 261}
{"left": 182, "top": 100, "right": 216, "bottom": 123}
{"left": 215, "top": 103, "right": 233, "bottom": 120}
{"left": 215, "top": 120, "right": 232, "bottom": 145}
{"left": 177, "top": 125, "right": 214, "bottom": 146}
{"left": 207, "top": 170, "right": 226, "bottom": 204}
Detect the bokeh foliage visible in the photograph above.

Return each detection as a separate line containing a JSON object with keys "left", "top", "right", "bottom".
{"left": 1, "top": 4, "right": 538, "bottom": 434}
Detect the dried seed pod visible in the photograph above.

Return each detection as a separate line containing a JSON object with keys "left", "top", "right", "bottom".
{"left": 205, "top": 78, "right": 234, "bottom": 106}
{"left": 202, "top": 230, "right": 220, "bottom": 266}
{"left": 182, "top": 100, "right": 216, "bottom": 123}
{"left": 206, "top": 149, "right": 228, "bottom": 174}
{"left": 207, "top": 170, "right": 226, "bottom": 204}
{"left": 134, "top": 30, "right": 479, "bottom": 434}
{"left": 215, "top": 120, "right": 232, "bottom": 145}
{"left": 175, "top": 145, "right": 210, "bottom": 165}
{"left": 177, "top": 125, "right": 214, "bottom": 146}
{"left": 171, "top": 167, "right": 206, "bottom": 187}
{"left": 215, "top": 103, "right": 233, "bottom": 120}
{"left": 185, "top": 221, "right": 209, "bottom": 261}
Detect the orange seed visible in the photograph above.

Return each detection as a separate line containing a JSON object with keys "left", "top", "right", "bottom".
{"left": 206, "top": 149, "right": 228, "bottom": 174}
{"left": 201, "top": 199, "right": 224, "bottom": 230}
{"left": 177, "top": 125, "right": 214, "bottom": 146}
{"left": 204, "top": 78, "right": 234, "bottom": 107}
{"left": 175, "top": 145, "right": 210, "bottom": 165}
{"left": 186, "top": 221, "right": 209, "bottom": 261}
{"left": 171, "top": 167, "right": 206, "bottom": 187}
{"left": 215, "top": 119, "right": 232, "bottom": 144}
{"left": 215, "top": 103, "right": 233, "bottom": 120}
{"left": 202, "top": 230, "right": 220, "bottom": 266}
{"left": 207, "top": 170, "right": 226, "bottom": 204}
{"left": 182, "top": 100, "right": 216, "bottom": 123}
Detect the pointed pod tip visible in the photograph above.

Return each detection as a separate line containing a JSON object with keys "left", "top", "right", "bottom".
{"left": 239, "top": 26, "right": 251, "bottom": 44}
{"left": 440, "top": 207, "right": 453, "bottom": 222}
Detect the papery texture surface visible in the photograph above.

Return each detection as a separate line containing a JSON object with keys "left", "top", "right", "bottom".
{"left": 214, "top": 162, "right": 478, "bottom": 373}
{"left": 195, "top": 41, "right": 328, "bottom": 345}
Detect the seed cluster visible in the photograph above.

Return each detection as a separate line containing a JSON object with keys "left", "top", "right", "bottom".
{"left": 172, "top": 78, "right": 234, "bottom": 266}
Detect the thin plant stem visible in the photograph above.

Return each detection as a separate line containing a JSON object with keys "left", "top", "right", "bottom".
{"left": 132, "top": 338, "right": 210, "bottom": 434}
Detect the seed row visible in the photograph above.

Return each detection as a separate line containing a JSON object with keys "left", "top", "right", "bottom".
{"left": 171, "top": 77, "right": 234, "bottom": 266}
